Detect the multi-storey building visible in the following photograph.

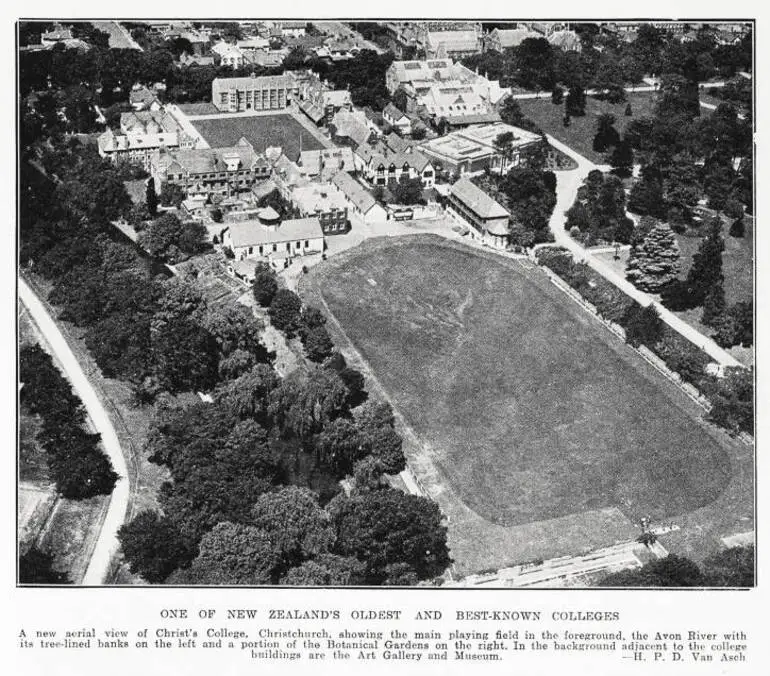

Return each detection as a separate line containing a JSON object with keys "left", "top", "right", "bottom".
{"left": 150, "top": 138, "right": 272, "bottom": 198}
{"left": 97, "top": 110, "right": 188, "bottom": 169}
{"left": 211, "top": 74, "right": 299, "bottom": 112}
{"left": 290, "top": 183, "right": 350, "bottom": 235}
{"left": 447, "top": 177, "right": 510, "bottom": 249}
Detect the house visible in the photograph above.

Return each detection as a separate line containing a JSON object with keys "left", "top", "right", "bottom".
{"left": 383, "top": 104, "right": 412, "bottom": 135}
{"left": 419, "top": 122, "right": 542, "bottom": 176}
{"left": 299, "top": 147, "right": 356, "bottom": 181}
{"left": 354, "top": 142, "right": 435, "bottom": 189}
{"left": 447, "top": 178, "right": 510, "bottom": 249}
{"left": 278, "top": 21, "right": 307, "bottom": 38}
{"left": 98, "top": 110, "right": 185, "bottom": 168}
{"left": 329, "top": 109, "right": 375, "bottom": 149}
{"left": 179, "top": 52, "right": 215, "bottom": 67}
{"left": 547, "top": 30, "right": 582, "bottom": 53}
{"left": 290, "top": 183, "right": 350, "bottom": 234}
{"left": 129, "top": 85, "right": 162, "bottom": 111}
{"left": 41, "top": 24, "right": 73, "bottom": 46}
{"left": 299, "top": 75, "right": 353, "bottom": 126}
{"left": 425, "top": 28, "right": 481, "bottom": 58}
{"left": 211, "top": 74, "right": 300, "bottom": 112}
{"left": 332, "top": 172, "right": 388, "bottom": 224}
{"left": 483, "top": 27, "right": 539, "bottom": 52}
{"left": 386, "top": 58, "right": 456, "bottom": 94}
{"left": 150, "top": 138, "right": 272, "bottom": 198}
{"left": 211, "top": 41, "right": 247, "bottom": 69}
{"left": 237, "top": 37, "right": 270, "bottom": 52}
{"left": 223, "top": 214, "right": 324, "bottom": 264}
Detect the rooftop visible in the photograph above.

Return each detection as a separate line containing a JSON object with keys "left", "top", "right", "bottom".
{"left": 227, "top": 217, "right": 323, "bottom": 248}
{"left": 450, "top": 178, "right": 510, "bottom": 220}
{"left": 332, "top": 172, "right": 379, "bottom": 214}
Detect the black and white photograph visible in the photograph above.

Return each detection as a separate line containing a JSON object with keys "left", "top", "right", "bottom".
{"left": 9, "top": 4, "right": 765, "bottom": 673}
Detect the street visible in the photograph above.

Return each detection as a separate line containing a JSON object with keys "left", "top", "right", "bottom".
{"left": 19, "top": 278, "right": 130, "bottom": 585}
{"left": 544, "top": 134, "right": 743, "bottom": 368}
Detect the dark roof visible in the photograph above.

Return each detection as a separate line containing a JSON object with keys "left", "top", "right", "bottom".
{"left": 450, "top": 178, "right": 510, "bottom": 220}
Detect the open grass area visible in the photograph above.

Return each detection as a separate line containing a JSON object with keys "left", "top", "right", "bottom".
{"left": 594, "top": 216, "right": 754, "bottom": 365}
{"left": 312, "top": 236, "right": 732, "bottom": 531}
{"left": 518, "top": 92, "right": 661, "bottom": 163}
{"left": 190, "top": 113, "right": 325, "bottom": 160}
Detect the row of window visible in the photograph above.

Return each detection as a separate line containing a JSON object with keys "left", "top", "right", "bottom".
{"left": 246, "top": 240, "right": 313, "bottom": 255}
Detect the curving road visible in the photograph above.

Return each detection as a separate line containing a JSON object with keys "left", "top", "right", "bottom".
{"left": 19, "top": 278, "right": 130, "bottom": 584}
{"left": 545, "top": 135, "right": 742, "bottom": 369}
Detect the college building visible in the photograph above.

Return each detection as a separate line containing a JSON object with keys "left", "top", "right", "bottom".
{"left": 447, "top": 177, "right": 510, "bottom": 250}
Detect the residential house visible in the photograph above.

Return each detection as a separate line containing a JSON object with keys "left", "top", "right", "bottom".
{"left": 383, "top": 104, "right": 412, "bottom": 135}
{"left": 211, "top": 41, "right": 247, "bottom": 69}
{"left": 40, "top": 24, "right": 73, "bottom": 46}
{"left": 299, "top": 147, "right": 356, "bottom": 181}
{"left": 290, "top": 183, "right": 349, "bottom": 234}
{"left": 332, "top": 172, "right": 388, "bottom": 224}
{"left": 419, "top": 122, "right": 542, "bottom": 176}
{"left": 278, "top": 21, "right": 307, "bottom": 38}
{"left": 150, "top": 138, "right": 272, "bottom": 198}
{"left": 97, "top": 110, "right": 187, "bottom": 168}
{"left": 548, "top": 30, "right": 582, "bottom": 52}
{"left": 353, "top": 141, "right": 435, "bottom": 189}
{"left": 223, "top": 214, "right": 324, "bottom": 264}
{"left": 483, "top": 27, "right": 539, "bottom": 52}
{"left": 129, "top": 85, "right": 162, "bottom": 111}
{"left": 329, "top": 109, "right": 375, "bottom": 149}
{"left": 179, "top": 52, "right": 215, "bottom": 67}
{"left": 448, "top": 177, "right": 510, "bottom": 249}
{"left": 425, "top": 28, "right": 482, "bottom": 59}
{"left": 211, "top": 74, "right": 299, "bottom": 111}
{"left": 299, "top": 74, "right": 353, "bottom": 126}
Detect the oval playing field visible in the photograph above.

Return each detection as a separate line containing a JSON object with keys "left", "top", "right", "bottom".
{"left": 306, "top": 235, "right": 740, "bottom": 573}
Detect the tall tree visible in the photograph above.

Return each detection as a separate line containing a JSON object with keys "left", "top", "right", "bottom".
{"left": 252, "top": 262, "right": 278, "bottom": 307}
{"left": 268, "top": 289, "right": 303, "bottom": 337}
{"left": 145, "top": 179, "right": 158, "bottom": 218}
{"left": 685, "top": 217, "right": 725, "bottom": 304}
{"left": 625, "top": 222, "right": 681, "bottom": 292}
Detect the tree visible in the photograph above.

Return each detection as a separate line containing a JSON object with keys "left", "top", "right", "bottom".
{"left": 19, "top": 547, "right": 70, "bottom": 584}
{"left": 713, "top": 300, "right": 752, "bottom": 348}
{"left": 268, "top": 289, "right": 303, "bottom": 337}
{"left": 706, "top": 367, "right": 753, "bottom": 435}
{"left": 685, "top": 217, "right": 724, "bottom": 304}
{"left": 623, "top": 303, "right": 663, "bottom": 348}
{"left": 329, "top": 488, "right": 450, "bottom": 583}
{"left": 151, "top": 314, "right": 219, "bottom": 393}
{"left": 389, "top": 175, "right": 423, "bottom": 205}
{"left": 600, "top": 555, "right": 705, "bottom": 587}
{"left": 625, "top": 222, "right": 681, "bottom": 292}
{"left": 138, "top": 213, "right": 207, "bottom": 263}
{"left": 252, "top": 262, "right": 278, "bottom": 307}
{"left": 280, "top": 554, "right": 365, "bottom": 585}
{"left": 625, "top": 102, "right": 633, "bottom": 116}
{"left": 117, "top": 511, "right": 194, "bottom": 582}
{"left": 593, "top": 114, "right": 620, "bottom": 153}
{"left": 159, "top": 182, "right": 185, "bottom": 208}
{"left": 180, "top": 522, "right": 279, "bottom": 585}
{"left": 250, "top": 487, "right": 335, "bottom": 573}
{"left": 610, "top": 139, "right": 634, "bottom": 178}
{"left": 702, "top": 545, "right": 754, "bottom": 587}
{"left": 628, "top": 173, "right": 666, "bottom": 218}
{"left": 551, "top": 86, "right": 563, "bottom": 104}
{"left": 303, "top": 325, "right": 334, "bottom": 363}
{"left": 565, "top": 86, "right": 586, "bottom": 116}
{"left": 145, "top": 179, "right": 158, "bottom": 218}
{"left": 729, "top": 216, "right": 745, "bottom": 238}
{"left": 701, "top": 281, "right": 726, "bottom": 327}
{"left": 215, "top": 363, "right": 280, "bottom": 424}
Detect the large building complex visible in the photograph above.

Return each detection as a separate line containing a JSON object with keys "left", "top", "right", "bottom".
{"left": 419, "top": 122, "right": 542, "bottom": 175}
{"left": 212, "top": 74, "right": 299, "bottom": 112}
{"left": 222, "top": 214, "right": 324, "bottom": 263}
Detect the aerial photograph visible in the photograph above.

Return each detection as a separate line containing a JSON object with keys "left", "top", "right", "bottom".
{"left": 17, "top": 19, "right": 754, "bottom": 587}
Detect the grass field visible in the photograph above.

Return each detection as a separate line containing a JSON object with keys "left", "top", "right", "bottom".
{"left": 313, "top": 236, "right": 732, "bottom": 531}
{"left": 595, "top": 216, "right": 754, "bottom": 365}
{"left": 190, "top": 113, "right": 325, "bottom": 160}
{"left": 518, "top": 92, "right": 661, "bottom": 163}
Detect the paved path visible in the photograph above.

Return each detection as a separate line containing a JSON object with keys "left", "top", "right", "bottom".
{"left": 19, "top": 278, "right": 130, "bottom": 585}
{"left": 93, "top": 21, "right": 143, "bottom": 50}
{"left": 510, "top": 81, "right": 729, "bottom": 100}
{"left": 545, "top": 135, "right": 743, "bottom": 368}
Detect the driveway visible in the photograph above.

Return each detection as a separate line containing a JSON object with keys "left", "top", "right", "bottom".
{"left": 19, "top": 278, "right": 130, "bottom": 584}
{"left": 545, "top": 135, "right": 743, "bottom": 369}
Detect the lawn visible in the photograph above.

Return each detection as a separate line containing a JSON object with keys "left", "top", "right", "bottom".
{"left": 312, "top": 236, "right": 732, "bottom": 530}
{"left": 595, "top": 216, "right": 754, "bottom": 365}
{"left": 190, "top": 113, "right": 325, "bottom": 160}
{"left": 518, "top": 92, "right": 661, "bottom": 163}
